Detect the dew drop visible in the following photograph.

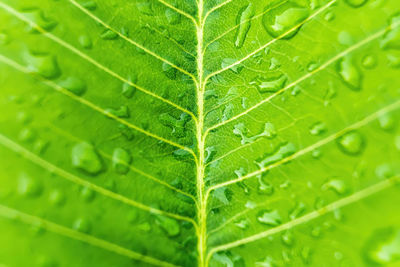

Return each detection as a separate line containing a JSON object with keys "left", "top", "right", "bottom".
{"left": 159, "top": 113, "right": 190, "bottom": 137}
{"left": 73, "top": 218, "right": 91, "bottom": 233}
{"left": 250, "top": 74, "right": 287, "bottom": 93}
{"left": 363, "top": 227, "right": 400, "bottom": 265}
{"left": 289, "top": 202, "right": 306, "bottom": 220}
{"left": 78, "top": 35, "right": 92, "bottom": 49}
{"left": 18, "top": 127, "right": 36, "bottom": 143}
{"left": 344, "top": 0, "right": 368, "bottom": 8}
{"left": 321, "top": 179, "right": 348, "bottom": 195}
{"left": 80, "top": 186, "right": 95, "bottom": 202}
{"left": 155, "top": 215, "right": 180, "bottom": 237}
{"left": 269, "top": 57, "right": 281, "bottom": 70}
{"left": 233, "top": 122, "right": 276, "bottom": 145}
{"left": 222, "top": 103, "right": 234, "bottom": 122}
{"left": 375, "top": 163, "right": 393, "bottom": 179}
{"left": 262, "top": 2, "right": 309, "bottom": 39}
{"left": 234, "top": 4, "right": 254, "bottom": 48}
{"left": 362, "top": 54, "right": 377, "bottom": 69}
{"left": 256, "top": 142, "right": 297, "bottom": 169}
{"left": 23, "top": 9, "right": 57, "bottom": 33}
{"left": 105, "top": 105, "right": 130, "bottom": 118}
{"left": 234, "top": 219, "right": 249, "bottom": 230}
{"left": 112, "top": 148, "right": 131, "bottom": 174}
{"left": 378, "top": 112, "right": 395, "bottom": 131}
{"left": 18, "top": 173, "right": 42, "bottom": 198}
{"left": 281, "top": 231, "right": 294, "bottom": 246}
{"left": 26, "top": 53, "right": 60, "bottom": 79}
{"left": 71, "top": 142, "right": 103, "bottom": 175}
{"left": 309, "top": 122, "right": 327, "bottom": 136}
{"left": 221, "top": 58, "right": 243, "bottom": 73}
{"left": 81, "top": 1, "right": 97, "bottom": 10}
{"left": 0, "top": 31, "right": 9, "bottom": 45}
{"left": 337, "top": 56, "right": 362, "bottom": 90}
{"left": 48, "top": 189, "right": 66, "bottom": 206}
{"left": 59, "top": 77, "right": 86, "bottom": 96}
{"left": 381, "top": 14, "right": 400, "bottom": 50}
{"left": 337, "top": 131, "right": 365, "bottom": 155}
{"left": 257, "top": 210, "right": 282, "bottom": 226}
{"left": 101, "top": 29, "right": 118, "bottom": 40}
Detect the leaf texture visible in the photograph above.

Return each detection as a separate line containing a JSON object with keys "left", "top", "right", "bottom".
{"left": 0, "top": 0, "right": 400, "bottom": 266}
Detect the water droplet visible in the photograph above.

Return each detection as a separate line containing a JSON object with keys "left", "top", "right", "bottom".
{"left": 233, "top": 122, "right": 276, "bottom": 144}
{"left": 19, "top": 127, "right": 36, "bottom": 143}
{"left": 381, "top": 14, "right": 400, "bottom": 50}
{"left": 311, "top": 149, "right": 322, "bottom": 159}
{"left": 250, "top": 74, "right": 287, "bottom": 93}
{"left": 159, "top": 112, "right": 190, "bottom": 137}
{"left": 363, "top": 227, "right": 400, "bottom": 265}
{"left": 255, "top": 256, "right": 276, "bottom": 267}
{"left": 309, "top": 122, "right": 327, "bottom": 136}
{"left": 23, "top": 9, "right": 57, "bottom": 33}
{"left": 165, "top": 9, "right": 181, "bottom": 25}
{"left": 322, "top": 179, "right": 348, "bottom": 195}
{"left": 337, "top": 131, "right": 365, "bottom": 155}
{"left": 245, "top": 201, "right": 256, "bottom": 209}
{"left": 221, "top": 58, "right": 243, "bottom": 73}
{"left": 262, "top": 2, "right": 309, "bottom": 39}
{"left": 155, "top": 215, "right": 180, "bottom": 237}
{"left": 344, "top": 0, "right": 368, "bottom": 7}
{"left": 213, "top": 187, "right": 232, "bottom": 205}
{"left": 307, "top": 62, "right": 319, "bottom": 72}
{"left": 258, "top": 176, "right": 274, "bottom": 195}
{"left": 324, "top": 11, "right": 335, "bottom": 21}
{"left": 378, "top": 112, "right": 395, "bottom": 130}
{"left": 80, "top": 186, "right": 95, "bottom": 202}
{"left": 105, "top": 105, "right": 130, "bottom": 118}
{"left": 256, "top": 142, "right": 297, "bottom": 169}
{"left": 81, "top": 1, "right": 97, "bottom": 10}
{"left": 73, "top": 218, "right": 91, "bottom": 233}
{"left": 311, "top": 226, "right": 322, "bottom": 238}
{"left": 289, "top": 202, "right": 306, "bottom": 220}
{"left": 387, "top": 53, "right": 400, "bottom": 68}
{"left": 291, "top": 85, "right": 301, "bottom": 96}
{"left": 205, "top": 146, "right": 216, "bottom": 164}
{"left": 362, "top": 54, "right": 377, "bottom": 69}
{"left": 281, "top": 231, "right": 294, "bottom": 246}
{"left": 18, "top": 173, "right": 42, "bottom": 198}
{"left": 338, "top": 31, "right": 354, "bottom": 46}
{"left": 112, "top": 148, "right": 131, "bottom": 174}
{"left": 234, "top": 4, "right": 254, "bottom": 48}
{"left": 71, "top": 142, "right": 103, "bottom": 175}
{"left": 337, "top": 56, "right": 362, "bottom": 90}
{"left": 234, "top": 219, "right": 249, "bottom": 230}
{"left": 136, "top": 2, "right": 154, "bottom": 16}
{"left": 26, "top": 53, "right": 60, "bottom": 79}
{"left": 48, "top": 189, "right": 66, "bottom": 206}
{"left": 0, "top": 31, "right": 9, "bottom": 45}
{"left": 222, "top": 103, "right": 234, "bottom": 122}
{"left": 78, "top": 35, "right": 92, "bottom": 49}
{"left": 301, "top": 246, "right": 312, "bottom": 264}
{"left": 257, "top": 210, "right": 282, "bottom": 226}
{"left": 212, "top": 252, "right": 244, "bottom": 267}
{"left": 101, "top": 29, "right": 118, "bottom": 40}
{"left": 375, "top": 163, "right": 393, "bottom": 179}
{"left": 269, "top": 57, "right": 281, "bottom": 70}
{"left": 59, "top": 77, "right": 86, "bottom": 96}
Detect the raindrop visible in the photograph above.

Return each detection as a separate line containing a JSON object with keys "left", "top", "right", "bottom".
{"left": 71, "top": 142, "right": 103, "bottom": 175}
{"left": 18, "top": 173, "right": 42, "bottom": 198}
{"left": 59, "top": 77, "right": 86, "bottom": 96}
{"left": 337, "top": 56, "right": 362, "bottom": 90}
{"left": 257, "top": 210, "right": 282, "bottom": 226}
{"left": 337, "top": 131, "right": 365, "bottom": 155}
{"left": 250, "top": 74, "right": 287, "bottom": 93}
{"left": 112, "top": 148, "right": 131, "bottom": 174}
{"left": 234, "top": 4, "right": 254, "bottom": 48}
{"left": 26, "top": 53, "right": 60, "bottom": 79}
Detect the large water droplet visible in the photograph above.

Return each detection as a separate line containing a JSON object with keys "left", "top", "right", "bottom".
{"left": 337, "top": 131, "right": 365, "bottom": 155}
{"left": 234, "top": 4, "right": 254, "bottom": 48}
{"left": 363, "top": 228, "right": 400, "bottom": 265}
{"left": 337, "top": 56, "right": 362, "bottom": 90}
{"left": 112, "top": 148, "right": 131, "bottom": 174}
{"left": 71, "top": 142, "right": 103, "bottom": 175}
{"left": 262, "top": 2, "right": 309, "bottom": 39}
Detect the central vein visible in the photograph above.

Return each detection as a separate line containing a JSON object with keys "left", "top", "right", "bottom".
{"left": 195, "top": 0, "right": 207, "bottom": 266}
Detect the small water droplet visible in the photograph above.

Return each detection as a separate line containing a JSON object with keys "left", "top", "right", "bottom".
{"left": 159, "top": 112, "right": 190, "bottom": 137}
{"left": 233, "top": 122, "right": 276, "bottom": 145}
{"left": 311, "top": 226, "right": 322, "bottom": 238}
{"left": 19, "top": 127, "right": 36, "bottom": 143}
{"left": 105, "top": 105, "right": 130, "bottom": 118}
{"left": 222, "top": 103, "right": 234, "bottom": 122}
{"left": 59, "top": 77, "right": 86, "bottom": 96}
{"left": 81, "top": 1, "right": 97, "bottom": 10}
{"left": 221, "top": 58, "right": 243, "bottom": 73}
{"left": 155, "top": 215, "right": 180, "bottom": 237}
{"left": 262, "top": 2, "right": 309, "bottom": 39}
{"left": 78, "top": 35, "right": 92, "bottom": 49}
{"left": 112, "top": 148, "right": 131, "bottom": 174}
{"left": 80, "top": 186, "right": 95, "bottom": 202}
{"left": 337, "top": 131, "right": 365, "bottom": 155}
{"left": 18, "top": 173, "right": 42, "bottom": 198}
{"left": 363, "top": 227, "right": 400, "bottom": 265}
{"left": 73, "top": 218, "right": 91, "bottom": 233}
{"left": 101, "top": 29, "right": 118, "bottom": 40}
{"left": 162, "top": 62, "right": 177, "bottom": 79}
{"left": 71, "top": 142, "right": 103, "bottom": 175}
{"left": 344, "top": 0, "right": 368, "bottom": 7}
{"left": 48, "top": 189, "right": 66, "bottom": 206}
{"left": 375, "top": 163, "right": 393, "bottom": 179}
{"left": 269, "top": 57, "right": 281, "bottom": 70}
{"left": 322, "top": 179, "right": 348, "bottom": 195}
{"left": 257, "top": 210, "right": 282, "bottom": 226}
{"left": 324, "top": 11, "right": 335, "bottom": 21}
{"left": 378, "top": 112, "right": 395, "bottom": 131}
{"left": 289, "top": 202, "right": 306, "bottom": 220}
{"left": 234, "top": 4, "right": 254, "bottom": 48}
{"left": 281, "top": 231, "right": 294, "bottom": 246}
{"left": 381, "top": 14, "right": 400, "bottom": 50}
{"left": 0, "top": 31, "right": 10, "bottom": 45}
{"left": 362, "top": 54, "right": 377, "bottom": 69}
{"left": 234, "top": 219, "right": 249, "bottom": 230}
{"left": 250, "top": 74, "right": 287, "bottom": 93}
{"left": 309, "top": 122, "right": 327, "bottom": 136}
{"left": 337, "top": 56, "right": 362, "bottom": 90}
{"left": 256, "top": 142, "right": 297, "bottom": 169}
{"left": 23, "top": 9, "right": 57, "bottom": 33}
{"left": 26, "top": 52, "right": 60, "bottom": 79}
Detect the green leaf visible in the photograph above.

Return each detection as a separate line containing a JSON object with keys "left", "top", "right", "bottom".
{"left": 0, "top": 0, "right": 400, "bottom": 266}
